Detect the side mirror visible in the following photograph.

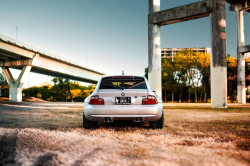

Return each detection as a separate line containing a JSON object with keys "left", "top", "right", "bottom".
{"left": 90, "top": 91, "right": 93, "bottom": 94}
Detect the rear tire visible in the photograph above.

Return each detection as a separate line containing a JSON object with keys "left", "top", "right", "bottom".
{"left": 149, "top": 111, "right": 164, "bottom": 129}
{"left": 83, "top": 114, "right": 98, "bottom": 129}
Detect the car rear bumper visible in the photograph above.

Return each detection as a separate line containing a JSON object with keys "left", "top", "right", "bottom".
{"left": 84, "top": 103, "right": 163, "bottom": 122}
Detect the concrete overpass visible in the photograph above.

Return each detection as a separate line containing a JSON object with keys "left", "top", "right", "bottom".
{"left": 148, "top": 0, "right": 250, "bottom": 108}
{"left": 228, "top": 0, "right": 250, "bottom": 104}
{"left": 0, "top": 33, "right": 105, "bottom": 102}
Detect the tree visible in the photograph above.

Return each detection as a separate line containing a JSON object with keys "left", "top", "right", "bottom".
{"left": 0, "top": 70, "right": 7, "bottom": 86}
{"left": 174, "top": 49, "right": 197, "bottom": 102}
{"left": 144, "top": 68, "right": 148, "bottom": 79}
{"left": 39, "top": 86, "right": 51, "bottom": 100}
{"left": 51, "top": 77, "right": 61, "bottom": 101}
{"left": 22, "top": 77, "right": 95, "bottom": 102}
{"left": 227, "top": 54, "right": 237, "bottom": 102}
{"left": 162, "top": 58, "right": 177, "bottom": 102}
{"left": 0, "top": 70, "right": 7, "bottom": 96}
{"left": 196, "top": 52, "right": 210, "bottom": 102}
{"left": 246, "top": 55, "right": 250, "bottom": 100}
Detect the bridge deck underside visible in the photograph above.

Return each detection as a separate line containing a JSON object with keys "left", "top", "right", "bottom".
{"left": 11, "top": 66, "right": 98, "bottom": 84}
{"left": 0, "top": 39, "right": 104, "bottom": 84}
{"left": 226, "top": 0, "right": 250, "bottom": 12}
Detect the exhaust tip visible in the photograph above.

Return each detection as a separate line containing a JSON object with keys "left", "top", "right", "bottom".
{"left": 103, "top": 117, "right": 108, "bottom": 122}
{"left": 133, "top": 117, "right": 143, "bottom": 122}
{"left": 103, "top": 117, "right": 114, "bottom": 123}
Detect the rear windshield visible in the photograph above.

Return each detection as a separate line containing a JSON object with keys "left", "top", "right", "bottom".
{"left": 99, "top": 76, "right": 147, "bottom": 89}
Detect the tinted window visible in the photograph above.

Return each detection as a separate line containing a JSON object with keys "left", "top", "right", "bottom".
{"left": 99, "top": 76, "right": 147, "bottom": 89}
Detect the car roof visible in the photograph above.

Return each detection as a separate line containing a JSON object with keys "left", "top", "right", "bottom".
{"left": 102, "top": 75, "right": 145, "bottom": 78}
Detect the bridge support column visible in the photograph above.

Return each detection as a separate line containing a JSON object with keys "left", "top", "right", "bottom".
{"left": 236, "top": 8, "right": 246, "bottom": 104}
{"left": 210, "top": 0, "right": 227, "bottom": 108}
{"left": 148, "top": 0, "right": 162, "bottom": 98}
{"left": 2, "top": 66, "right": 31, "bottom": 102}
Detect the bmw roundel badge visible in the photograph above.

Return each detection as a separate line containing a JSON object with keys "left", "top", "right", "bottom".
{"left": 121, "top": 92, "right": 125, "bottom": 96}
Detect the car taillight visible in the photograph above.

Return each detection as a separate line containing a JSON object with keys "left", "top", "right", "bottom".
{"left": 89, "top": 96, "right": 104, "bottom": 105}
{"left": 142, "top": 95, "right": 158, "bottom": 104}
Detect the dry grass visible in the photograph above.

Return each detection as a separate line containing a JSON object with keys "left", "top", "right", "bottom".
{"left": 0, "top": 102, "right": 250, "bottom": 166}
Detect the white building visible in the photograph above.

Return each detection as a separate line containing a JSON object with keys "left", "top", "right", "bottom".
{"left": 161, "top": 47, "right": 211, "bottom": 60}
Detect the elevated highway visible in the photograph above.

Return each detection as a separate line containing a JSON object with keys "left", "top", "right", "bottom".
{"left": 0, "top": 33, "right": 105, "bottom": 102}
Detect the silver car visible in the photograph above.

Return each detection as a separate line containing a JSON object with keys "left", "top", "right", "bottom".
{"left": 83, "top": 75, "right": 163, "bottom": 129}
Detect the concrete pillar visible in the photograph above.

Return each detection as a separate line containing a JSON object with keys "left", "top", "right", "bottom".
{"left": 148, "top": 0, "right": 162, "bottom": 98}
{"left": 210, "top": 0, "right": 227, "bottom": 108}
{"left": 2, "top": 66, "right": 31, "bottom": 102}
{"left": 236, "top": 8, "right": 246, "bottom": 104}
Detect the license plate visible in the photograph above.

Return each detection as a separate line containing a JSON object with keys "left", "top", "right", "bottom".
{"left": 115, "top": 97, "right": 131, "bottom": 105}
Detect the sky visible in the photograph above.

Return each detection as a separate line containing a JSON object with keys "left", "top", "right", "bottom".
{"left": 0, "top": 0, "right": 250, "bottom": 88}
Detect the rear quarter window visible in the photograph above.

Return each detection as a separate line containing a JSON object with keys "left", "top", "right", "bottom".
{"left": 99, "top": 76, "right": 147, "bottom": 89}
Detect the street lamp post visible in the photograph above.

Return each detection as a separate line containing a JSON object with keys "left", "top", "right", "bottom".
{"left": 16, "top": 26, "right": 19, "bottom": 40}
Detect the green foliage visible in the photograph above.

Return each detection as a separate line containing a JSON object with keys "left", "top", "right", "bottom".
{"left": 173, "top": 50, "right": 197, "bottom": 102}
{"left": 227, "top": 54, "right": 237, "bottom": 102}
{"left": 0, "top": 71, "right": 8, "bottom": 97}
{"left": 0, "top": 71, "right": 7, "bottom": 86}
{"left": 145, "top": 50, "right": 242, "bottom": 103}
{"left": 162, "top": 49, "right": 210, "bottom": 102}
{"left": 23, "top": 77, "right": 95, "bottom": 102}
{"left": 144, "top": 68, "right": 148, "bottom": 79}
{"left": 162, "top": 58, "right": 177, "bottom": 102}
